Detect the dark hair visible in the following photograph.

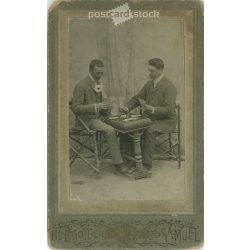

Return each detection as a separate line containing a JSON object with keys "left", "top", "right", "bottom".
{"left": 89, "top": 59, "right": 104, "bottom": 71}
{"left": 148, "top": 58, "right": 164, "bottom": 70}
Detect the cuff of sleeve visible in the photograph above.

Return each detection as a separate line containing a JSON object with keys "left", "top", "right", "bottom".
{"left": 151, "top": 107, "right": 155, "bottom": 114}
{"left": 94, "top": 104, "right": 97, "bottom": 113}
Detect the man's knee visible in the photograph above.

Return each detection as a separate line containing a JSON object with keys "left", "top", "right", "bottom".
{"left": 103, "top": 125, "right": 115, "bottom": 136}
{"left": 91, "top": 119, "right": 116, "bottom": 135}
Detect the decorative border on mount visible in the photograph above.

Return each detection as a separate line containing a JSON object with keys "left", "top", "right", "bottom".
{"left": 49, "top": 219, "right": 201, "bottom": 248}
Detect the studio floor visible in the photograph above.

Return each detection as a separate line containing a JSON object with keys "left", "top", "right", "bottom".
{"left": 70, "top": 159, "right": 185, "bottom": 201}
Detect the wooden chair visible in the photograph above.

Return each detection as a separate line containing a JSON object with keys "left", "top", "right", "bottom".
{"left": 153, "top": 105, "right": 182, "bottom": 168}
{"left": 69, "top": 102, "right": 110, "bottom": 174}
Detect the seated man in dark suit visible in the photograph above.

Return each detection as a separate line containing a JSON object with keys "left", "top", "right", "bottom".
{"left": 120, "top": 58, "right": 177, "bottom": 171}
{"left": 71, "top": 59, "right": 129, "bottom": 173}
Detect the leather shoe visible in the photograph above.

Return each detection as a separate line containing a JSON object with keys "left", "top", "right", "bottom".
{"left": 114, "top": 163, "right": 134, "bottom": 174}
{"left": 143, "top": 163, "right": 152, "bottom": 171}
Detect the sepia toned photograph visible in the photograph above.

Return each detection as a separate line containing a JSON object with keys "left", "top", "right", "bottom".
{"left": 59, "top": 9, "right": 194, "bottom": 213}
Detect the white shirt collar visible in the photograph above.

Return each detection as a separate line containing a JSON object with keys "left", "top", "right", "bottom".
{"left": 88, "top": 72, "right": 102, "bottom": 85}
{"left": 153, "top": 73, "right": 164, "bottom": 88}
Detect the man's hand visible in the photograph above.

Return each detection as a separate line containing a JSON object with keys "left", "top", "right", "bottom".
{"left": 96, "top": 102, "right": 112, "bottom": 110}
{"left": 120, "top": 107, "right": 129, "bottom": 113}
{"left": 142, "top": 103, "right": 154, "bottom": 113}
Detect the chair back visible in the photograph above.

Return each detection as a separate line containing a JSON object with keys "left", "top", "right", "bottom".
{"left": 175, "top": 104, "right": 181, "bottom": 132}
{"left": 69, "top": 99, "right": 75, "bottom": 129}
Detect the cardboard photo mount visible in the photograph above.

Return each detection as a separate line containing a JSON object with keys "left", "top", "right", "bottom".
{"left": 48, "top": 0, "right": 203, "bottom": 249}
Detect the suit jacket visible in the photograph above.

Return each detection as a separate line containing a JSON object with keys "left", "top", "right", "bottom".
{"left": 125, "top": 76, "right": 177, "bottom": 133}
{"left": 71, "top": 75, "right": 108, "bottom": 129}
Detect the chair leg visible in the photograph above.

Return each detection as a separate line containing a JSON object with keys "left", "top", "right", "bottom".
{"left": 96, "top": 132, "right": 102, "bottom": 159}
{"left": 168, "top": 133, "right": 172, "bottom": 148}
{"left": 69, "top": 141, "right": 81, "bottom": 167}
{"left": 177, "top": 141, "right": 181, "bottom": 169}
{"left": 168, "top": 133, "right": 175, "bottom": 159}
{"left": 69, "top": 152, "right": 77, "bottom": 167}
{"left": 93, "top": 135, "right": 100, "bottom": 173}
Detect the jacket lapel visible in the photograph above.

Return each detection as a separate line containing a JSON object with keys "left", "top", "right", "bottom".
{"left": 152, "top": 76, "right": 166, "bottom": 92}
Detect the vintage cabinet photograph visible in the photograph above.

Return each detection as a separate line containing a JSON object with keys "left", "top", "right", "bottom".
{"left": 48, "top": 0, "right": 203, "bottom": 249}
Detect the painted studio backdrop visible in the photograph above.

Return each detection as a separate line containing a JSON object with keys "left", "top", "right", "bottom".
{"left": 69, "top": 17, "right": 185, "bottom": 153}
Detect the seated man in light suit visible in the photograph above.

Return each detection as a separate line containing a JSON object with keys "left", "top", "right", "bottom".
{"left": 71, "top": 59, "right": 129, "bottom": 173}
{"left": 120, "top": 58, "right": 177, "bottom": 171}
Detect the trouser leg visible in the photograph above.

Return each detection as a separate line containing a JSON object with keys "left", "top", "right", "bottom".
{"left": 120, "top": 134, "right": 135, "bottom": 167}
{"left": 90, "top": 119, "right": 123, "bottom": 165}
{"left": 142, "top": 127, "right": 154, "bottom": 167}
